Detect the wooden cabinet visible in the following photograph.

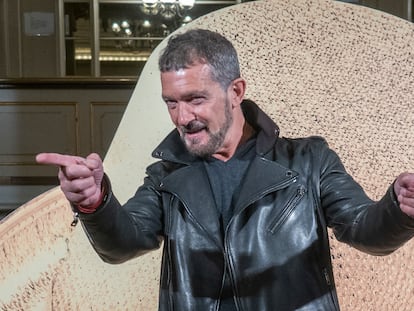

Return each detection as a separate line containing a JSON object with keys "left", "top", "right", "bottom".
{"left": 0, "top": 80, "right": 133, "bottom": 215}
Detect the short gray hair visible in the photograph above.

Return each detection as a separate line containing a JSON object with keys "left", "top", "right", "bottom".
{"left": 158, "top": 29, "right": 240, "bottom": 90}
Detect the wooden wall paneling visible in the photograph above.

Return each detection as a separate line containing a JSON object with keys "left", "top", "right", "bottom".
{"left": 90, "top": 101, "right": 128, "bottom": 158}
{"left": 0, "top": 101, "right": 79, "bottom": 177}
{"left": 0, "top": 0, "right": 6, "bottom": 77}
{"left": 0, "top": 86, "right": 133, "bottom": 216}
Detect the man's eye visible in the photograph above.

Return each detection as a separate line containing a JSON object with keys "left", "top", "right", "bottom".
{"left": 190, "top": 98, "right": 204, "bottom": 105}
{"left": 165, "top": 101, "right": 177, "bottom": 109}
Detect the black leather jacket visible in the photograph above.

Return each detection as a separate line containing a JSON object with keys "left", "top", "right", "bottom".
{"left": 79, "top": 100, "right": 414, "bottom": 311}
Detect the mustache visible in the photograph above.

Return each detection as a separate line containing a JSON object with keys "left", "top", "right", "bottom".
{"left": 181, "top": 120, "right": 207, "bottom": 134}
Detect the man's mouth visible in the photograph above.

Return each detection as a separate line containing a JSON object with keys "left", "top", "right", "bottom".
{"left": 182, "top": 120, "right": 207, "bottom": 134}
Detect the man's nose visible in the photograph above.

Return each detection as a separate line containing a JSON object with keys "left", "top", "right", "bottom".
{"left": 177, "top": 103, "right": 194, "bottom": 126}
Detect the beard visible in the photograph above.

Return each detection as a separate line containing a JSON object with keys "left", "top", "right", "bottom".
{"left": 180, "top": 100, "right": 233, "bottom": 158}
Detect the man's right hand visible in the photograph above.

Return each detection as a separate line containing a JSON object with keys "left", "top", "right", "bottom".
{"left": 36, "top": 153, "right": 104, "bottom": 212}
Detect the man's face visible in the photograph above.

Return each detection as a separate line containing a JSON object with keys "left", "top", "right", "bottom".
{"left": 161, "top": 63, "right": 234, "bottom": 158}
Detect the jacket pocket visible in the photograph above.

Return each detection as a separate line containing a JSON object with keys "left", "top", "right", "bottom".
{"left": 268, "top": 184, "right": 307, "bottom": 234}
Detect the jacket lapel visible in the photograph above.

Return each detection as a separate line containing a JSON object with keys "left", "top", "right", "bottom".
{"left": 160, "top": 162, "right": 223, "bottom": 248}
{"left": 233, "top": 156, "right": 298, "bottom": 215}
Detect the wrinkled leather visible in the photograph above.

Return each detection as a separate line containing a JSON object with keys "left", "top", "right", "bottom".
{"left": 79, "top": 100, "right": 414, "bottom": 311}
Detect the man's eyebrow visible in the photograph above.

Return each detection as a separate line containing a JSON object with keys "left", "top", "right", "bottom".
{"left": 161, "top": 95, "right": 171, "bottom": 101}
{"left": 161, "top": 94, "right": 177, "bottom": 101}
{"left": 182, "top": 90, "right": 209, "bottom": 98}
{"left": 162, "top": 90, "right": 208, "bottom": 101}
{"left": 182, "top": 94, "right": 202, "bottom": 100}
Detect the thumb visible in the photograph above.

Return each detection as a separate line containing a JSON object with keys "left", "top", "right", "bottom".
{"left": 85, "top": 153, "right": 104, "bottom": 187}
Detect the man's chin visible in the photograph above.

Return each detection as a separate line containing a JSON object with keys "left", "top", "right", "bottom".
{"left": 182, "top": 133, "right": 219, "bottom": 158}
{"left": 185, "top": 142, "right": 213, "bottom": 158}
{"left": 184, "top": 134, "right": 203, "bottom": 148}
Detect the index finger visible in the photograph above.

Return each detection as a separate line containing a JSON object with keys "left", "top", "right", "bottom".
{"left": 36, "top": 153, "right": 85, "bottom": 167}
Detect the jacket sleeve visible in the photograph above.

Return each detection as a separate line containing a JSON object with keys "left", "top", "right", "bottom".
{"left": 78, "top": 169, "right": 164, "bottom": 264}
{"left": 319, "top": 141, "right": 414, "bottom": 255}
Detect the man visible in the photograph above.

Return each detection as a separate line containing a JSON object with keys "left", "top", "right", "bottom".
{"left": 37, "top": 29, "right": 414, "bottom": 310}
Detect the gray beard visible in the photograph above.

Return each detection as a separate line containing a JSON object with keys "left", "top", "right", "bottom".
{"left": 182, "top": 102, "right": 233, "bottom": 158}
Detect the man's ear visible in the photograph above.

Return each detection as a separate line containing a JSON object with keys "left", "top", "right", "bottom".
{"left": 229, "top": 78, "right": 246, "bottom": 107}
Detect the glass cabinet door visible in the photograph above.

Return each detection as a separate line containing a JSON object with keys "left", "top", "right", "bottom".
{"left": 99, "top": 2, "right": 164, "bottom": 77}
{"left": 61, "top": 0, "right": 240, "bottom": 78}
{"left": 64, "top": 1, "right": 93, "bottom": 76}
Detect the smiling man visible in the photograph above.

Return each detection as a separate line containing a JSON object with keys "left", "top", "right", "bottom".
{"left": 36, "top": 29, "right": 414, "bottom": 311}
{"left": 161, "top": 63, "right": 239, "bottom": 159}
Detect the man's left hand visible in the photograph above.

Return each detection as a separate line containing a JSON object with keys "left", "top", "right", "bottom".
{"left": 394, "top": 172, "right": 414, "bottom": 218}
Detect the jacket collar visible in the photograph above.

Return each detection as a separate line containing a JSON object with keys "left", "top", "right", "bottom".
{"left": 151, "top": 99, "right": 280, "bottom": 163}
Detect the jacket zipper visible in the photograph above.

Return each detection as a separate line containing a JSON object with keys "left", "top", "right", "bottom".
{"left": 71, "top": 212, "right": 79, "bottom": 226}
{"left": 223, "top": 175, "right": 299, "bottom": 310}
{"left": 322, "top": 267, "right": 340, "bottom": 310}
{"left": 323, "top": 267, "right": 332, "bottom": 286}
{"left": 236, "top": 174, "right": 298, "bottom": 219}
{"left": 216, "top": 263, "right": 230, "bottom": 311}
{"left": 223, "top": 237, "right": 241, "bottom": 311}
{"left": 166, "top": 196, "right": 175, "bottom": 311}
{"left": 268, "top": 184, "right": 307, "bottom": 234}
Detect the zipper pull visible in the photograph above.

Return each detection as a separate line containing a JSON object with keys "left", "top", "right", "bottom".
{"left": 298, "top": 184, "right": 306, "bottom": 196}
{"left": 71, "top": 212, "right": 79, "bottom": 227}
{"left": 323, "top": 268, "right": 332, "bottom": 286}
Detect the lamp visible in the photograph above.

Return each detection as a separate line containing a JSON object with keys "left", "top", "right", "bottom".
{"left": 141, "top": 0, "right": 195, "bottom": 20}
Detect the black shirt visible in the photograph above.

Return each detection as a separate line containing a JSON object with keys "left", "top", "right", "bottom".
{"left": 204, "top": 137, "right": 257, "bottom": 310}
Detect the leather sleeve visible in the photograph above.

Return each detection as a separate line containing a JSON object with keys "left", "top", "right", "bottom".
{"left": 78, "top": 171, "right": 164, "bottom": 264}
{"left": 319, "top": 142, "right": 414, "bottom": 255}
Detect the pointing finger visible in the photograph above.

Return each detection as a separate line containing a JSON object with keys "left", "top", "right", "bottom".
{"left": 36, "top": 153, "right": 86, "bottom": 167}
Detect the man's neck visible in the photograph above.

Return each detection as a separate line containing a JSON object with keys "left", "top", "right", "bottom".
{"left": 238, "top": 121, "right": 255, "bottom": 147}
{"left": 212, "top": 120, "right": 255, "bottom": 162}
